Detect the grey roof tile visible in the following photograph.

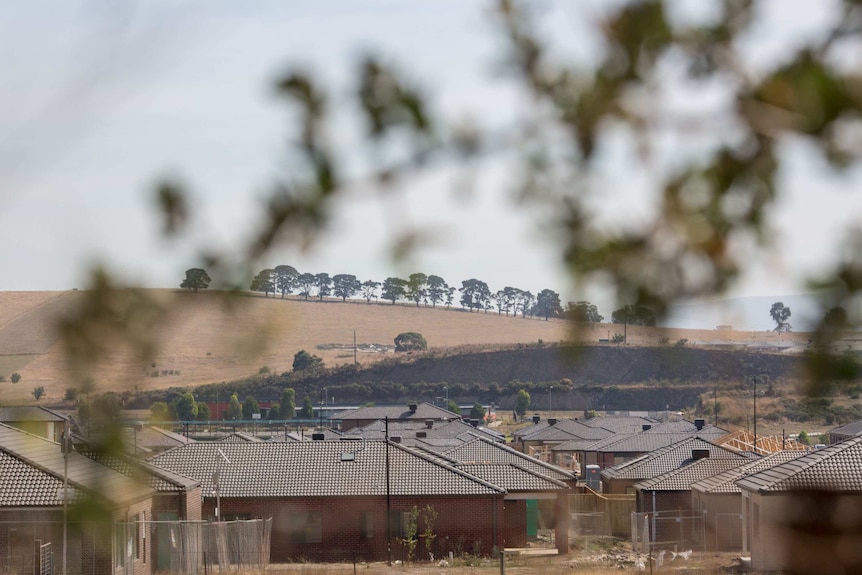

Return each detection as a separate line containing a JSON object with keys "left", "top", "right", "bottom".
{"left": 82, "top": 452, "right": 199, "bottom": 492}
{"left": 635, "top": 457, "right": 748, "bottom": 492}
{"left": 442, "top": 437, "right": 576, "bottom": 482}
{"left": 333, "top": 402, "right": 460, "bottom": 422}
{"left": 0, "top": 423, "right": 153, "bottom": 507}
{"left": 736, "top": 435, "right": 862, "bottom": 493}
{"left": 457, "top": 463, "right": 567, "bottom": 491}
{"left": 0, "top": 406, "right": 67, "bottom": 423}
{"left": 691, "top": 451, "right": 804, "bottom": 494}
{"left": 602, "top": 437, "right": 754, "bottom": 481}
{"left": 149, "top": 440, "right": 505, "bottom": 498}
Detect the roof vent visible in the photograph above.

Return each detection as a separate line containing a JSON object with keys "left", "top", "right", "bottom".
{"left": 390, "top": 436, "right": 401, "bottom": 444}
{"left": 548, "top": 418, "right": 558, "bottom": 426}
{"left": 470, "top": 419, "right": 480, "bottom": 428}
{"left": 312, "top": 433, "right": 325, "bottom": 441}
{"left": 694, "top": 419, "right": 705, "bottom": 431}
{"left": 425, "top": 419, "right": 434, "bottom": 429}
{"left": 692, "top": 449, "right": 710, "bottom": 460}
{"left": 642, "top": 424, "right": 652, "bottom": 431}
{"left": 408, "top": 402, "right": 418, "bottom": 413}
{"left": 532, "top": 415, "right": 541, "bottom": 424}
{"left": 340, "top": 452, "right": 355, "bottom": 461}
{"left": 416, "top": 431, "right": 427, "bottom": 438}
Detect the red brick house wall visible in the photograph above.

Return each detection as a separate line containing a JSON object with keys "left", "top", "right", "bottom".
{"left": 208, "top": 495, "right": 504, "bottom": 562}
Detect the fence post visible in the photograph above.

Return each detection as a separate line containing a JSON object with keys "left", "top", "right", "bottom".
{"left": 34, "top": 540, "right": 41, "bottom": 575}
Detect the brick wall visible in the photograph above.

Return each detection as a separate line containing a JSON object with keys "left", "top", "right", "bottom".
{"left": 208, "top": 494, "right": 505, "bottom": 563}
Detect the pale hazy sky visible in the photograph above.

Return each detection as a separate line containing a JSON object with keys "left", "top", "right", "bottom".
{"left": 2, "top": 0, "right": 861, "bottom": 326}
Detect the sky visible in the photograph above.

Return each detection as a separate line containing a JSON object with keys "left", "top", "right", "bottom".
{"left": 2, "top": 0, "right": 861, "bottom": 330}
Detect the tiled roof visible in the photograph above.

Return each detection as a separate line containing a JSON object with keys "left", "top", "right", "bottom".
{"left": 736, "top": 435, "right": 862, "bottom": 493}
{"left": 217, "top": 432, "right": 264, "bottom": 443}
{"left": 0, "top": 406, "right": 67, "bottom": 423}
{"left": 123, "top": 426, "right": 192, "bottom": 450}
{"left": 333, "top": 402, "right": 460, "bottom": 421}
{"left": 551, "top": 437, "right": 611, "bottom": 452}
{"left": 82, "top": 452, "right": 199, "bottom": 492}
{"left": 346, "top": 419, "right": 502, "bottom": 447}
{"left": 602, "top": 437, "right": 753, "bottom": 481}
{"left": 0, "top": 423, "right": 154, "bottom": 507}
{"left": 635, "top": 457, "right": 748, "bottom": 492}
{"left": 442, "top": 437, "right": 576, "bottom": 482}
{"left": 593, "top": 430, "right": 727, "bottom": 454}
{"left": 520, "top": 419, "right": 612, "bottom": 442}
{"left": 691, "top": 451, "right": 804, "bottom": 494}
{"left": 457, "top": 463, "right": 567, "bottom": 492}
{"left": 582, "top": 416, "right": 658, "bottom": 433}
{"left": 829, "top": 419, "right": 862, "bottom": 438}
{"left": 644, "top": 420, "right": 727, "bottom": 435}
{"left": 149, "top": 440, "right": 505, "bottom": 498}
{"left": 0, "top": 449, "right": 75, "bottom": 506}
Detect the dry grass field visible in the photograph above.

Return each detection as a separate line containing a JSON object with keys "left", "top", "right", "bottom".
{"left": 0, "top": 290, "right": 811, "bottom": 405}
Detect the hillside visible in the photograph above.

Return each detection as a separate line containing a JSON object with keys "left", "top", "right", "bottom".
{"left": 0, "top": 289, "right": 816, "bottom": 404}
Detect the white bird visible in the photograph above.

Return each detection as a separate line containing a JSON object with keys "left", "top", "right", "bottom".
{"left": 679, "top": 550, "right": 692, "bottom": 560}
{"left": 634, "top": 556, "right": 646, "bottom": 571}
{"left": 670, "top": 551, "right": 677, "bottom": 561}
{"left": 655, "top": 550, "right": 665, "bottom": 568}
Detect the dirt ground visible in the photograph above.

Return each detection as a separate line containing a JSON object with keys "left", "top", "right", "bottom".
{"left": 265, "top": 545, "right": 750, "bottom": 574}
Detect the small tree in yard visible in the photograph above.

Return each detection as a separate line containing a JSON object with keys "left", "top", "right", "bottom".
{"left": 394, "top": 332, "right": 427, "bottom": 352}
{"left": 421, "top": 505, "right": 438, "bottom": 561}
{"left": 447, "top": 400, "right": 461, "bottom": 415}
{"left": 10, "top": 373, "right": 21, "bottom": 384}
{"left": 399, "top": 506, "right": 419, "bottom": 564}
{"left": 32, "top": 386, "right": 45, "bottom": 401}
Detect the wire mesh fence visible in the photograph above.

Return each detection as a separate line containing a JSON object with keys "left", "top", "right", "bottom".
{"left": 162, "top": 518, "right": 272, "bottom": 574}
{"left": 0, "top": 518, "right": 270, "bottom": 575}
{"left": 631, "top": 511, "right": 706, "bottom": 552}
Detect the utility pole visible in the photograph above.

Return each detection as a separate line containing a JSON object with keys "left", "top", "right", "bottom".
{"left": 385, "top": 417, "right": 392, "bottom": 566}
{"left": 353, "top": 329, "right": 357, "bottom": 365}
{"left": 753, "top": 376, "right": 758, "bottom": 455}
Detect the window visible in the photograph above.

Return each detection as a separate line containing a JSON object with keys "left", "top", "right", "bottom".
{"left": 114, "top": 520, "right": 134, "bottom": 568}
{"left": 388, "top": 511, "right": 414, "bottom": 539}
{"left": 289, "top": 512, "right": 322, "bottom": 543}
{"left": 132, "top": 514, "right": 140, "bottom": 560}
{"left": 360, "top": 511, "right": 374, "bottom": 540}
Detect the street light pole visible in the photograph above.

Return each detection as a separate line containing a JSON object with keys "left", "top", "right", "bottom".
{"left": 548, "top": 386, "right": 553, "bottom": 413}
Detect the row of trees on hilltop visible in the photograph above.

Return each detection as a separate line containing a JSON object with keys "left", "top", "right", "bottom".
{"left": 184, "top": 265, "right": 571, "bottom": 320}
{"left": 181, "top": 266, "right": 674, "bottom": 324}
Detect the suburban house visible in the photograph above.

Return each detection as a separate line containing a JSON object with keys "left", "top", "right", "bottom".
{"left": 0, "top": 423, "right": 155, "bottom": 575}
{"left": 82, "top": 451, "right": 202, "bottom": 571}
{"left": 601, "top": 436, "right": 749, "bottom": 495}
{"left": 343, "top": 418, "right": 503, "bottom": 450}
{"left": 560, "top": 420, "right": 727, "bottom": 479}
{"left": 736, "top": 435, "right": 862, "bottom": 573}
{"left": 0, "top": 406, "right": 68, "bottom": 442}
{"left": 332, "top": 402, "right": 461, "bottom": 432}
{"left": 514, "top": 418, "right": 613, "bottom": 467}
{"left": 435, "top": 436, "right": 577, "bottom": 552}
{"left": 690, "top": 451, "right": 802, "bottom": 551}
{"left": 633, "top": 454, "right": 751, "bottom": 549}
{"left": 121, "top": 425, "right": 193, "bottom": 457}
{"left": 149, "top": 439, "right": 515, "bottom": 562}
{"left": 827, "top": 419, "right": 862, "bottom": 444}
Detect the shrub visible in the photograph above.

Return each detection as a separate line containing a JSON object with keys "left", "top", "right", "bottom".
{"left": 10, "top": 373, "right": 21, "bottom": 384}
